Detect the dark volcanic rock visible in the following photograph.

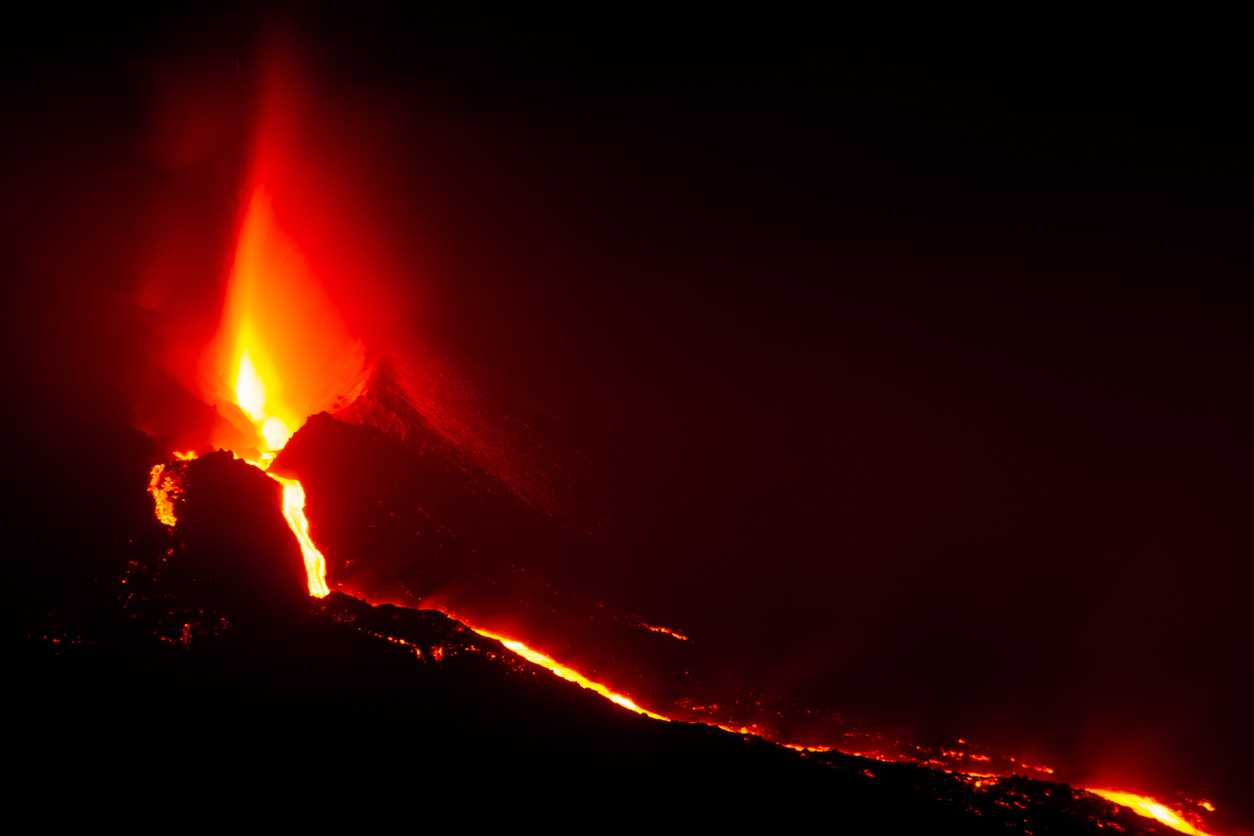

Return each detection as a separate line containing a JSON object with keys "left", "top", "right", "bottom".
{"left": 176, "top": 451, "right": 312, "bottom": 621}
{"left": 10, "top": 433, "right": 1189, "bottom": 833}
{"left": 269, "top": 409, "right": 700, "bottom": 717}
{"left": 269, "top": 409, "right": 550, "bottom": 607}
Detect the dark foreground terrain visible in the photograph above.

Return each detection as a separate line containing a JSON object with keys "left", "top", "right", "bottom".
{"left": 8, "top": 413, "right": 1191, "bottom": 834}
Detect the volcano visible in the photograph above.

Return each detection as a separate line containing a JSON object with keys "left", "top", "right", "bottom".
{"left": 4, "top": 391, "right": 1219, "bottom": 834}
{"left": 5, "top": 350, "right": 1238, "bottom": 834}
{"left": 3, "top": 6, "right": 1250, "bottom": 834}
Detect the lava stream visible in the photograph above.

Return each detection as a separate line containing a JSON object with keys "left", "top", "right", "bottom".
{"left": 1088, "top": 789, "right": 1215, "bottom": 836}
{"left": 462, "top": 624, "right": 670, "bottom": 721}
{"left": 267, "top": 472, "right": 329, "bottom": 598}
{"left": 146, "top": 454, "right": 330, "bottom": 598}
{"left": 145, "top": 456, "right": 1222, "bottom": 836}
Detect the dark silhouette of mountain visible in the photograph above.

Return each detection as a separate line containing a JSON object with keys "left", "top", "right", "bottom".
{"left": 6, "top": 412, "right": 1197, "bottom": 834}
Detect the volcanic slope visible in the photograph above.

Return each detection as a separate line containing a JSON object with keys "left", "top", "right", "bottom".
{"left": 7, "top": 410, "right": 1197, "bottom": 834}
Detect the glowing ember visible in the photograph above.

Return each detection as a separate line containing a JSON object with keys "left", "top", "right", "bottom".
{"left": 467, "top": 625, "right": 670, "bottom": 721}
{"left": 147, "top": 463, "right": 181, "bottom": 527}
{"left": 643, "top": 623, "right": 689, "bottom": 641}
{"left": 1088, "top": 789, "right": 1215, "bottom": 836}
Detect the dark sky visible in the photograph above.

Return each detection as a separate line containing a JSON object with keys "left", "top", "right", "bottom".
{"left": 3, "top": 6, "right": 1250, "bottom": 831}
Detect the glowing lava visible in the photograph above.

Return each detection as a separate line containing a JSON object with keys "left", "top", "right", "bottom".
{"left": 466, "top": 625, "right": 670, "bottom": 721}
{"left": 269, "top": 472, "right": 329, "bottom": 597}
{"left": 147, "top": 463, "right": 181, "bottom": 527}
{"left": 222, "top": 331, "right": 328, "bottom": 596}
{"left": 642, "top": 623, "right": 689, "bottom": 641}
{"left": 1088, "top": 789, "right": 1215, "bottom": 836}
{"left": 148, "top": 173, "right": 357, "bottom": 596}
{"left": 219, "top": 350, "right": 329, "bottom": 598}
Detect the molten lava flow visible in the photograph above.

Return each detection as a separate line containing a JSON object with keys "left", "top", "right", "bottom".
{"left": 221, "top": 324, "right": 329, "bottom": 595}
{"left": 148, "top": 463, "right": 181, "bottom": 527}
{"left": 140, "top": 447, "right": 1229, "bottom": 836}
{"left": 147, "top": 184, "right": 347, "bottom": 597}
{"left": 151, "top": 447, "right": 331, "bottom": 597}
{"left": 468, "top": 625, "right": 670, "bottom": 721}
{"left": 268, "top": 473, "right": 329, "bottom": 598}
{"left": 162, "top": 114, "right": 371, "bottom": 594}
{"left": 1088, "top": 789, "right": 1215, "bottom": 836}
{"left": 643, "top": 623, "right": 689, "bottom": 641}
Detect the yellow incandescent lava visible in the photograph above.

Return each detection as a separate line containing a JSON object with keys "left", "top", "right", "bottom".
{"left": 1088, "top": 789, "right": 1214, "bottom": 836}
{"left": 467, "top": 626, "right": 670, "bottom": 721}
{"left": 266, "top": 471, "right": 329, "bottom": 598}
{"left": 148, "top": 463, "right": 180, "bottom": 527}
{"left": 147, "top": 453, "right": 330, "bottom": 599}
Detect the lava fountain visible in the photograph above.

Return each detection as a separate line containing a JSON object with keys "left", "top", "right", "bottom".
{"left": 149, "top": 185, "right": 339, "bottom": 599}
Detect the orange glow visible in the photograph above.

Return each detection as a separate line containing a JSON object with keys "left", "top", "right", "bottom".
{"left": 148, "top": 463, "right": 180, "bottom": 526}
{"left": 643, "top": 623, "right": 689, "bottom": 641}
{"left": 152, "top": 174, "right": 352, "bottom": 598}
{"left": 181, "top": 91, "right": 369, "bottom": 593}
{"left": 150, "top": 450, "right": 331, "bottom": 598}
{"left": 203, "top": 186, "right": 366, "bottom": 454}
{"left": 1088, "top": 789, "right": 1215, "bottom": 836}
{"left": 268, "top": 472, "right": 329, "bottom": 598}
{"left": 784, "top": 743, "right": 835, "bottom": 753}
{"left": 467, "top": 625, "right": 670, "bottom": 721}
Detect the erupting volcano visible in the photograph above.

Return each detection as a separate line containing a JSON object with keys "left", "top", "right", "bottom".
{"left": 6, "top": 8, "right": 1249, "bottom": 835}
